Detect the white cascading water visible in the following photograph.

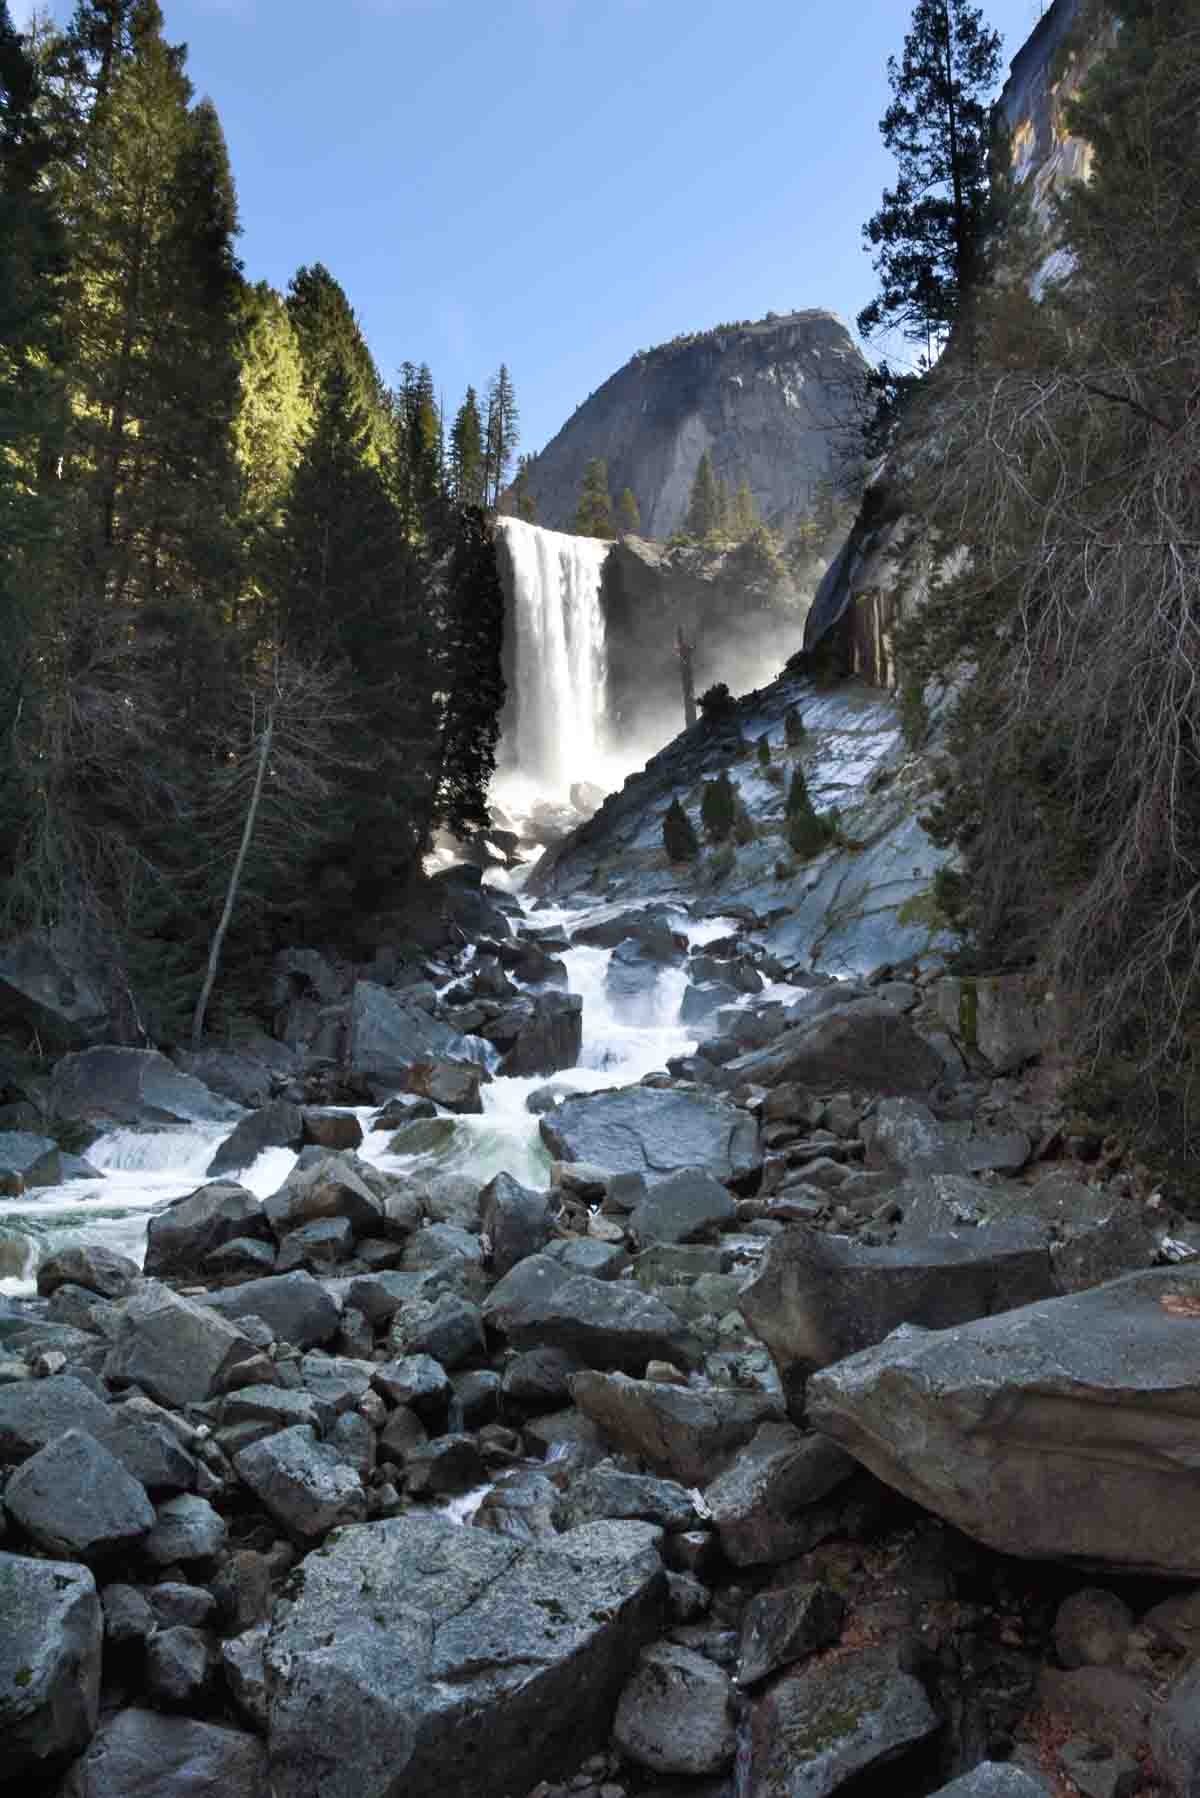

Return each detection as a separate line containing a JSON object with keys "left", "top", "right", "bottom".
{"left": 495, "top": 518, "right": 612, "bottom": 795}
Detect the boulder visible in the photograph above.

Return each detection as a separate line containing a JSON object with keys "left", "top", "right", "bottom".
{"left": 0, "top": 1552, "right": 101, "bottom": 1781}
{"left": 613, "top": 1641, "right": 735, "bottom": 1775}
{"left": 58, "top": 1708, "right": 268, "bottom": 1798}
{"left": 0, "top": 1131, "right": 61, "bottom": 1188}
{"left": 104, "top": 1398, "right": 198, "bottom": 1495}
{"left": 143, "top": 1181, "right": 271, "bottom": 1280}
{"left": 143, "top": 1494, "right": 227, "bottom": 1567}
{"left": 933, "top": 972, "right": 1058, "bottom": 1073}
{"left": 301, "top": 1108, "right": 364, "bottom": 1151}
{"left": 554, "top": 1460, "right": 698, "bottom": 1533}
{"left": 389, "top": 1293, "right": 484, "bottom": 1369}
{"left": 627, "top": 1166, "right": 737, "bottom": 1247}
{"left": 540, "top": 1085, "right": 760, "bottom": 1183}
{"left": 262, "top": 1513, "right": 665, "bottom": 1798}
{"left": 927, "top": 1767, "right": 1054, "bottom": 1798}
{"left": 235, "top": 1425, "right": 367, "bottom": 1545}
{"left": 0, "top": 1373, "right": 113, "bottom": 1466}
{"left": 347, "top": 981, "right": 474, "bottom": 1088}
{"left": 479, "top": 1171, "right": 553, "bottom": 1277}
{"left": 739, "top": 1223, "right": 1056, "bottom": 1410}
{"left": 738, "top": 1581, "right": 847, "bottom": 1687}
{"left": 739, "top": 1643, "right": 938, "bottom": 1796}
{"left": 482, "top": 1258, "right": 700, "bottom": 1373}
{"left": 207, "top": 1099, "right": 304, "bottom": 1176}
{"left": 105, "top": 1284, "right": 258, "bottom": 1408}
{"left": 703, "top": 1422, "right": 857, "bottom": 1566}
{"left": 0, "top": 933, "right": 108, "bottom": 1050}
{"left": 1151, "top": 1659, "right": 1200, "bottom": 1798}
{"left": 571, "top": 909, "right": 687, "bottom": 957}
{"left": 496, "top": 991, "right": 582, "bottom": 1078}
{"left": 862, "top": 1098, "right": 1030, "bottom": 1178}
{"left": 144, "top": 1626, "right": 211, "bottom": 1708}
{"left": 203, "top": 1271, "right": 340, "bottom": 1350}
{"left": 806, "top": 1266, "right": 1200, "bottom": 1576}
{"left": 50, "top": 1046, "right": 241, "bottom": 1126}
{"left": 263, "top": 1152, "right": 383, "bottom": 1237}
{"left": 719, "top": 998, "right": 943, "bottom": 1097}
{"left": 36, "top": 1244, "right": 141, "bottom": 1301}
{"left": 399, "top": 1058, "right": 491, "bottom": 1114}
{"left": 570, "top": 1370, "right": 783, "bottom": 1487}
{"left": 174, "top": 1043, "right": 293, "bottom": 1108}
{"left": 276, "top": 1216, "right": 354, "bottom": 1272}
{"left": 4, "top": 1429, "right": 154, "bottom": 1559}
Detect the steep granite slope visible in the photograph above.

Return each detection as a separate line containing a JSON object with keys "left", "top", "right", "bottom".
{"left": 524, "top": 311, "right": 866, "bottom": 540}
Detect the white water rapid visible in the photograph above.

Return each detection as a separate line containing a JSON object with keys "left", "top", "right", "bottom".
{"left": 495, "top": 518, "right": 612, "bottom": 796}
{"left": 0, "top": 899, "right": 740, "bottom": 1297}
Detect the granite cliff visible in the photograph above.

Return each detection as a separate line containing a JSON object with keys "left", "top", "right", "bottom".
{"left": 522, "top": 310, "right": 866, "bottom": 541}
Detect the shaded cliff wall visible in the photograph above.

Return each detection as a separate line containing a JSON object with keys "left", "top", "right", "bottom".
{"left": 523, "top": 311, "right": 866, "bottom": 541}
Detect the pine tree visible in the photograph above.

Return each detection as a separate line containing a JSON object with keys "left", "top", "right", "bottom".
{"left": 858, "top": 0, "right": 1002, "bottom": 355}
{"left": 617, "top": 488, "right": 641, "bottom": 536}
{"left": 685, "top": 450, "right": 720, "bottom": 539}
{"left": 784, "top": 706, "right": 806, "bottom": 747}
{"left": 662, "top": 796, "right": 699, "bottom": 862}
{"left": 701, "top": 770, "right": 736, "bottom": 843}
{"left": 483, "top": 362, "right": 518, "bottom": 509}
{"left": 448, "top": 385, "right": 485, "bottom": 508}
{"left": 574, "top": 458, "right": 614, "bottom": 539}
{"left": 756, "top": 734, "right": 771, "bottom": 770}
{"left": 396, "top": 359, "right": 442, "bottom": 527}
{"left": 732, "top": 480, "right": 758, "bottom": 539}
{"left": 511, "top": 453, "right": 537, "bottom": 521}
{"left": 716, "top": 475, "right": 731, "bottom": 537}
{"left": 233, "top": 281, "right": 312, "bottom": 625}
{"left": 285, "top": 262, "right": 389, "bottom": 462}
{"left": 785, "top": 764, "right": 833, "bottom": 859}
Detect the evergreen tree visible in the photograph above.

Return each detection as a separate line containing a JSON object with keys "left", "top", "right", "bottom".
{"left": 232, "top": 281, "right": 312, "bottom": 624}
{"left": 685, "top": 450, "right": 720, "bottom": 538}
{"left": 429, "top": 504, "right": 506, "bottom": 840}
{"left": 574, "top": 457, "right": 614, "bottom": 539}
{"left": 616, "top": 487, "right": 641, "bottom": 536}
{"left": 858, "top": 0, "right": 1002, "bottom": 355}
{"left": 716, "top": 475, "right": 731, "bottom": 536}
{"left": 285, "top": 262, "right": 389, "bottom": 462}
{"left": 701, "top": 770, "right": 736, "bottom": 843}
{"left": 662, "top": 796, "right": 699, "bottom": 862}
{"left": 483, "top": 362, "right": 518, "bottom": 509}
{"left": 785, "top": 764, "right": 834, "bottom": 859}
{"left": 510, "top": 453, "right": 537, "bottom": 521}
{"left": 756, "top": 734, "right": 771, "bottom": 770}
{"left": 448, "top": 384, "right": 485, "bottom": 508}
{"left": 396, "top": 359, "right": 442, "bottom": 527}
{"left": 732, "top": 480, "right": 758, "bottom": 539}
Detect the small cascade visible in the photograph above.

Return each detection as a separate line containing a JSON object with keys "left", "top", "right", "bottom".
{"left": 495, "top": 517, "right": 612, "bottom": 794}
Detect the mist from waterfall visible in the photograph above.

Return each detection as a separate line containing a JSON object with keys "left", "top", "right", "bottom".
{"left": 495, "top": 518, "right": 611, "bottom": 797}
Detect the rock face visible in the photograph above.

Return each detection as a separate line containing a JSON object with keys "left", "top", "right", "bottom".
{"left": 263, "top": 1514, "right": 665, "bottom": 1798}
{"left": 522, "top": 310, "right": 865, "bottom": 541}
{"left": 540, "top": 1086, "right": 759, "bottom": 1183}
{"left": 807, "top": 1267, "right": 1200, "bottom": 1576}
{"left": 50, "top": 1046, "right": 242, "bottom": 1126}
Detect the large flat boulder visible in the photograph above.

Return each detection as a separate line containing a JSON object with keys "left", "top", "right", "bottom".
{"left": 263, "top": 1514, "right": 665, "bottom": 1798}
{"left": 482, "top": 1256, "right": 700, "bottom": 1373}
{"left": 570, "top": 1370, "right": 782, "bottom": 1487}
{"left": 627, "top": 1166, "right": 737, "bottom": 1247}
{"left": 347, "top": 982, "right": 475, "bottom": 1088}
{"left": 738, "top": 1223, "right": 1056, "bottom": 1411}
{"left": 540, "top": 1086, "right": 760, "bottom": 1183}
{"left": 50, "top": 1046, "right": 242, "bottom": 1126}
{"left": 718, "top": 998, "right": 943, "bottom": 1096}
{"left": 807, "top": 1266, "right": 1200, "bottom": 1576}
{"left": 59, "top": 1707, "right": 268, "bottom": 1798}
{"left": 0, "top": 1552, "right": 102, "bottom": 1782}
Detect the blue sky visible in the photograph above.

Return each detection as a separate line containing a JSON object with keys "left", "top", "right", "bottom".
{"left": 17, "top": 0, "right": 1053, "bottom": 455}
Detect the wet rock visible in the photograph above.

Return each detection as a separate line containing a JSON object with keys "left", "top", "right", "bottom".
{"left": 541, "top": 1086, "right": 759, "bottom": 1184}
{"left": 473, "top": 1467, "right": 558, "bottom": 1542}
{"left": 738, "top": 1581, "right": 846, "bottom": 1687}
{"left": 496, "top": 991, "right": 583, "bottom": 1078}
{"left": 739, "top": 1642, "right": 938, "bottom": 1797}
{"left": 235, "top": 1424, "right": 367, "bottom": 1546}
{"left": 404, "top": 1433, "right": 485, "bottom": 1496}
{"left": 263, "top": 1513, "right": 665, "bottom": 1798}
{"left": 347, "top": 980, "right": 474, "bottom": 1088}
{"left": 703, "top": 1422, "right": 856, "bottom": 1567}
{"left": 613, "top": 1641, "right": 736, "bottom": 1775}
{"left": 1054, "top": 1588, "right": 1134, "bottom": 1669}
{"left": 388, "top": 1115, "right": 463, "bottom": 1158}
{"left": 143, "top": 1494, "right": 227, "bottom": 1567}
{"left": 0, "top": 1551, "right": 101, "bottom": 1781}
{"left": 4, "top": 1428, "right": 154, "bottom": 1559}
{"left": 570, "top": 1370, "right": 782, "bottom": 1487}
{"left": 203, "top": 1270, "right": 340, "bottom": 1350}
{"left": 207, "top": 1099, "right": 304, "bottom": 1177}
{"left": 264, "top": 1151, "right": 384, "bottom": 1236}
{"left": 0, "top": 1130, "right": 61, "bottom": 1188}
{"left": 50, "top": 1045, "right": 241, "bottom": 1126}
{"left": 105, "top": 1285, "right": 258, "bottom": 1409}
{"left": 738, "top": 1223, "right": 1054, "bottom": 1410}
{"left": 480, "top": 1171, "right": 554, "bottom": 1277}
{"left": 143, "top": 1180, "right": 272, "bottom": 1281}
{"left": 627, "top": 1167, "right": 737, "bottom": 1248}
{"left": 807, "top": 1266, "right": 1200, "bottom": 1575}
{"left": 401, "top": 1058, "right": 492, "bottom": 1114}
{"left": 58, "top": 1707, "right": 267, "bottom": 1798}
{"left": 483, "top": 1257, "right": 700, "bottom": 1373}
{"left": 572, "top": 909, "right": 687, "bottom": 957}
{"left": 176, "top": 1041, "right": 293, "bottom": 1108}
{"left": 36, "top": 1244, "right": 141, "bottom": 1301}
{"left": 302, "top": 1107, "right": 364, "bottom": 1151}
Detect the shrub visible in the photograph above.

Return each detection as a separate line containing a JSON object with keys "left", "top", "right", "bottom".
{"left": 784, "top": 706, "right": 806, "bottom": 747}
{"left": 756, "top": 734, "right": 771, "bottom": 770}
{"left": 662, "top": 796, "right": 700, "bottom": 862}
{"left": 733, "top": 798, "right": 757, "bottom": 846}
{"left": 701, "top": 770, "right": 737, "bottom": 843}
{"left": 698, "top": 682, "right": 737, "bottom": 725}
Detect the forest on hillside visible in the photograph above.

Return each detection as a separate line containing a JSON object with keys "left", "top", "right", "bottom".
{"left": 0, "top": 0, "right": 516, "bottom": 1045}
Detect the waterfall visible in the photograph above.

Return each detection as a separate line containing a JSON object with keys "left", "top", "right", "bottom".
{"left": 495, "top": 518, "right": 612, "bottom": 794}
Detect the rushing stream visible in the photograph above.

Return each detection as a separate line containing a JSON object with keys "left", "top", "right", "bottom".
{"left": 0, "top": 900, "right": 741, "bottom": 1297}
